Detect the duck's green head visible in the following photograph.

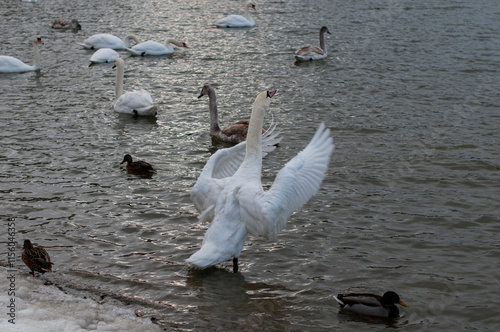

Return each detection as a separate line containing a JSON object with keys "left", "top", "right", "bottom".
{"left": 382, "top": 291, "right": 408, "bottom": 307}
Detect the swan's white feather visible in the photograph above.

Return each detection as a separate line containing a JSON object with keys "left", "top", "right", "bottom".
{"left": 90, "top": 48, "right": 119, "bottom": 63}
{"left": 191, "top": 123, "right": 281, "bottom": 214}
{"left": 0, "top": 35, "right": 42, "bottom": 73}
{"left": 114, "top": 90, "right": 156, "bottom": 116}
{"left": 216, "top": 15, "right": 255, "bottom": 28}
{"left": 0, "top": 56, "right": 35, "bottom": 72}
{"left": 215, "top": 0, "right": 256, "bottom": 28}
{"left": 257, "top": 123, "right": 334, "bottom": 237}
{"left": 187, "top": 90, "right": 333, "bottom": 270}
{"left": 80, "top": 33, "right": 138, "bottom": 50}
{"left": 126, "top": 40, "right": 174, "bottom": 56}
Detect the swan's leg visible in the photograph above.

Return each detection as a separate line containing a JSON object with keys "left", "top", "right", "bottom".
{"left": 232, "top": 257, "right": 238, "bottom": 273}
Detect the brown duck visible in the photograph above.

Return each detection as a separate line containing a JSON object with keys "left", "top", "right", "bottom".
{"left": 22, "top": 239, "right": 53, "bottom": 277}
{"left": 121, "top": 154, "right": 156, "bottom": 175}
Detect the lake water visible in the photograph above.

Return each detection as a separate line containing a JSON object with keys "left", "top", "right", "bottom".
{"left": 1, "top": 0, "right": 499, "bottom": 330}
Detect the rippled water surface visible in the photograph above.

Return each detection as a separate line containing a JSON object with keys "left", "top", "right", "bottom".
{"left": 1, "top": 0, "right": 499, "bottom": 330}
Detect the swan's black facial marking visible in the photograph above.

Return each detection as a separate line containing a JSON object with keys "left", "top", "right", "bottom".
{"left": 266, "top": 89, "right": 277, "bottom": 98}
{"left": 198, "top": 89, "right": 205, "bottom": 98}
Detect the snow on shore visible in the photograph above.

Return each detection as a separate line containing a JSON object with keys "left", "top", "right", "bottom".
{"left": 0, "top": 266, "right": 161, "bottom": 331}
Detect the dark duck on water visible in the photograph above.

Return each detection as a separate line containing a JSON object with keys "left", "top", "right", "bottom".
{"left": 22, "top": 239, "right": 53, "bottom": 277}
{"left": 334, "top": 291, "right": 408, "bottom": 318}
{"left": 121, "top": 154, "right": 156, "bottom": 175}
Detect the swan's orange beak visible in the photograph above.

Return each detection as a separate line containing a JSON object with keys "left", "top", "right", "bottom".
{"left": 252, "top": 5, "right": 256, "bottom": 10}
{"left": 37, "top": 37, "right": 44, "bottom": 45}
{"left": 267, "top": 89, "right": 277, "bottom": 98}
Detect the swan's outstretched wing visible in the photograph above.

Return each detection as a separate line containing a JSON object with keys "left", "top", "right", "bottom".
{"left": 250, "top": 123, "right": 334, "bottom": 237}
{"left": 191, "top": 123, "right": 282, "bottom": 213}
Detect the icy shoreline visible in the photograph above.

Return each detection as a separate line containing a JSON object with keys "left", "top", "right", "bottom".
{"left": 0, "top": 266, "right": 161, "bottom": 331}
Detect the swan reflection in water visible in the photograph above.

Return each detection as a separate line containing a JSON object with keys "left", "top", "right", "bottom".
{"left": 186, "top": 266, "right": 293, "bottom": 328}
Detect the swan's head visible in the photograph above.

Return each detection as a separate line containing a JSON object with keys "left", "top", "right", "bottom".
{"left": 182, "top": 42, "right": 188, "bottom": 48}
{"left": 121, "top": 154, "right": 133, "bottom": 165}
{"left": 246, "top": 0, "right": 257, "bottom": 10}
{"left": 253, "top": 89, "right": 277, "bottom": 112}
{"left": 113, "top": 58, "right": 124, "bottom": 69}
{"left": 33, "top": 35, "right": 44, "bottom": 45}
{"left": 198, "top": 84, "right": 213, "bottom": 98}
{"left": 321, "top": 26, "right": 331, "bottom": 35}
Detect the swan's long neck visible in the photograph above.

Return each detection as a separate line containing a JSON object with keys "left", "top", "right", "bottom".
{"left": 242, "top": 98, "right": 266, "bottom": 172}
{"left": 244, "top": 3, "right": 254, "bottom": 22}
{"left": 166, "top": 39, "right": 184, "bottom": 48}
{"left": 206, "top": 88, "right": 221, "bottom": 134}
{"left": 123, "top": 35, "right": 139, "bottom": 48}
{"left": 319, "top": 29, "right": 327, "bottom": 54}
{"left": 115, "top": 62, "right": 124, "bottom": 99}
{"left": 32, "top": 39, "right": 41, "bottom": 70}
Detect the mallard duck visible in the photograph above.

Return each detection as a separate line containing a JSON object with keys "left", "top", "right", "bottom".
{"left": 334, "top": 291, "right": 408, "bottom": 318}
{"left": 121, "top": 154, "right": 156, "bottom": 175}
{"left": 22, "top": 239, "right": 53, "bottom": 277}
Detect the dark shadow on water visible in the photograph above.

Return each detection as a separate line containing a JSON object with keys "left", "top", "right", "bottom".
{"left": 185, "top": 266, "right": 293, "bottom": 330}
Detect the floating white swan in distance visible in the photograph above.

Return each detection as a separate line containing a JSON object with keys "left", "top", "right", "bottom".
{"left": 112, "top": 58, "right": 157, "bottom": 116}
{"left": 295, "top": 26, "right": 331, "bottom": 62}
{"left": 216, "top": 0, "right": 257, "bottom": 28}
{"left": 187, "top": 89, "right": 334, "bottom": 273}
{"left": 126, "top": 39, "right": 188, "bottom": 56}
{"left": 52, "top": 18, "right": 81, "bottom": 30}
{"left": 198, "top": 84, "right": 266, "bottom": 144}
{"left": 80, "top": 33, "right": 139, "bottom": 50}
{"left": 0, "top": 35, "right": 43, "bottom": 73}
{"left": 89, "top": 48, "right": 119, "bottom": 66}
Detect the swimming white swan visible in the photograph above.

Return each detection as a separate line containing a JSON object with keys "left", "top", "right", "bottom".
{"left": 126, "top": 39, "right": 188, "bottom": 56}
{"left": 89, "top": 48, "right": 119, "bottom": 65}
{"left": 0, "top": 35, "right": 43, "bottom": 73}
{"left": 295, "top": 26, "right": 331, "bottom": 62}
{"left": 112, "top": 58, "right": 157, "bottom": 116}
{"left": 187, "top": 90, "right": 334, "bottom": 273}
{"left": 198, "top": 84, "right": 263, "bottom": 144}
{"left": 80, "top": 33, "right": 139, "bottom": 50}
{"left": 216, "top": 0, "right": 257, "bottom": 28}
{"left": 52, "top": 18, "right": 81, "bottom": 30}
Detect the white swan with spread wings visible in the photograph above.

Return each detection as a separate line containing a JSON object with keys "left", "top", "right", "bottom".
{"left": 187, "top": 89, "right": 334, "bottom": 273}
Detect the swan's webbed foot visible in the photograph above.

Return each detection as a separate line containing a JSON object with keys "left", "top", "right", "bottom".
{"left": 233, "top": 257, "right": 238, "bottom": 273}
